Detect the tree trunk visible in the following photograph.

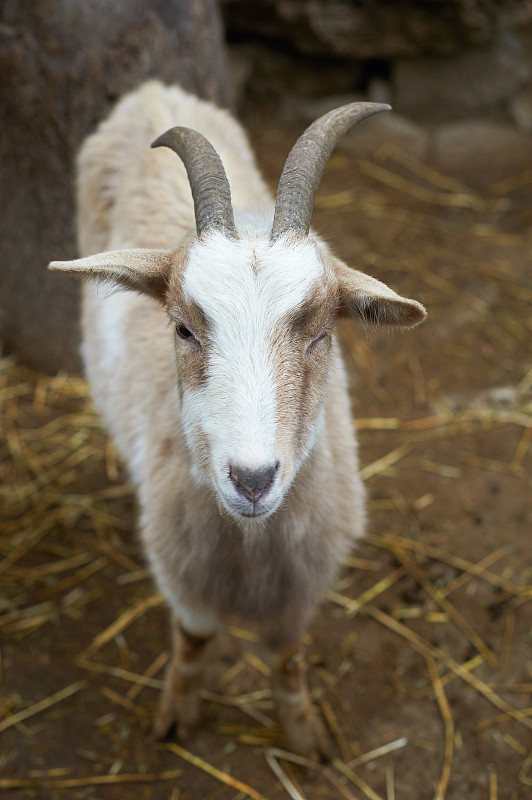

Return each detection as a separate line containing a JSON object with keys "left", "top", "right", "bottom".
{"left": 0, "top": 0, "right": 231, "bottom": 373}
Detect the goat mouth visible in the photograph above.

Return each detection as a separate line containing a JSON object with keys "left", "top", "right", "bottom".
{"left": 218, "top": 483, "right": 281, "bottom": 522}
{"left": 221, "top": 495, "right": 277, "bottom": 521}
{"left": 240, "top": 508, "right": 269, "bottom": 518}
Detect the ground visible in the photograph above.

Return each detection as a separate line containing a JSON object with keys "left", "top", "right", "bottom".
{"left": 1, "top": 110, "right": 531, "bottom": 800}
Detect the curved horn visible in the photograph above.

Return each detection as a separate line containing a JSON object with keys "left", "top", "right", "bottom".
{"left": 151, "top": 127, "right": 237, "bottom": 240}
{"left": 270, "top": 103, "right": 391, "bottom": 242}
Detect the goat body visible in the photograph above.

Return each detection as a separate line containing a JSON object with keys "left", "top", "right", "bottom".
{"left": 51, "top": 81, "right": 425, "bottom": 755}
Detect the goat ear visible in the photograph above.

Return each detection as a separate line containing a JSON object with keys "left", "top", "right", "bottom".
{"left": 332, "top": 257, "right": 426, "bottom": 328}
{"left": 48, "top": 248, "right": 173, "bottom": 301}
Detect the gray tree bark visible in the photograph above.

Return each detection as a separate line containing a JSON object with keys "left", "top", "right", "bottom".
{"left": 0, "top": 0, "right": 231, "bottom": 373}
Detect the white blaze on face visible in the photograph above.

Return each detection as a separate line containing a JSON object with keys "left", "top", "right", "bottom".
{"left": 181, "top": 230, "right": 325, "bottom": 514}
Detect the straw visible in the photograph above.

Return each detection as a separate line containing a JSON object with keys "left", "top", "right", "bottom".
{"left": 334, "top": 758, "right": 385, "bottom": 800}
{"left": 0, "top": 771, "right": 183, "bottom": 789}
{"left": 79, "top": 593, "right": 164, "bottom": 659}
{"left": 163, "top": 742, "right": 269, "bottom": 800}
{"left": 265, "top": 753, "right": 308, "bottom": 800}
{"left": 426, "top": 657, "right": 454, "bottom": 800}
{"left": 0, "top": 681, "right": 86, "bottom": 734}
{"left": 348, "top": 738, "right": 408, "bottom": 769}
{"left": 395, "top": 551, "right": 498, "bottom": 667}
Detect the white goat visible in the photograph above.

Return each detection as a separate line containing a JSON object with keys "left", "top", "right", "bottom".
{"left": 50, "top": 80, "right": 425, "bottom": 757}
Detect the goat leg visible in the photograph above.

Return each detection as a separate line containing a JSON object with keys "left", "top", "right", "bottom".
{"left": 268, "top": 641, "right": 330, "bottom": 760}
{"left": 151, "top": 615, "right": 215, "bottom": 741}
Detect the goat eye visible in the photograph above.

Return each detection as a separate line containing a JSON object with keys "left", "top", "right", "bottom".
{"left": 176, "top": 324, "right": 193, "bottom": 340}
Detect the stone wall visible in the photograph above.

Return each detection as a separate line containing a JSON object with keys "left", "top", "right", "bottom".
{"left": 224, "top": 4, "right": 532, "bottom": 185}
{"left": 223, "top": 0, "right": 532, "bottom": 59}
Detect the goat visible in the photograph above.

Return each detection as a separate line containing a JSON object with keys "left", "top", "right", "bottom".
{"left": 50, "top": 80, "right": 426, "bottom": 757}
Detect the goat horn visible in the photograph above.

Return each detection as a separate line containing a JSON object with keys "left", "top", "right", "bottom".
{"left": 151, "top": 127, "right": 238, "bottom": 240}
{"left": 270, "top": 103, "right": 391, "bottom": 242}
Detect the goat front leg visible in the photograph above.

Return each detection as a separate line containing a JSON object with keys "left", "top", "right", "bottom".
{"left": 268, "top": 641, "right": 329, "bottom": 760}
{"left": 152, "top": 609, "right": 218, "bottom": 742}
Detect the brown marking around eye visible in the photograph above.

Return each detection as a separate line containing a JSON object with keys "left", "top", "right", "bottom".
{"left": 286, "top": 279, "right": 339, "bottom": 339}
{"left": 272, "top": 279, "right": 338, "bottom": 462}
{"left": 164, "top": 245, "right": 210, "bottom": 342}
{"left": 168, "top": 294, "right": 210, "bottom": 343}
{"left": 164, "top": 254, "right": 211, "bottom": 390}
{"left": 173, "top": 319, "right": 209, "bottom": 390}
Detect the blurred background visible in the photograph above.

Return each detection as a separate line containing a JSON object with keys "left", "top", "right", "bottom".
{"left": 1, "top": 2, "right": 531, "bottom": 799}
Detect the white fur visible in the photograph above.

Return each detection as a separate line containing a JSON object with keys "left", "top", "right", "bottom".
{"left": 181, "top": 231, "right": 327, "bottom": 516}
{"left": 91, "top": 289, "right": 132, "bottom": 371}
{"left": 170, "top": 597, "right": 220, "bottom": 638}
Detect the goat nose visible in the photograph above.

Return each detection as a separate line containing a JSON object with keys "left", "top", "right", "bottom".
{"left": 229, "top": 463, "right": 279, "bottom": 503}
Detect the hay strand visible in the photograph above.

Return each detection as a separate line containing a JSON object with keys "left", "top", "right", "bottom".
{"left": 265, "top": 753, "right": 308, "bottom": 800}
{"left": 348, "top": 737, "right": 408, "bottom": 768}
{"left": 163, "top": 741, "right": 269, "bottom": 800}
{"left": 264, "top": 748, "right": 360, "bottom": 800}
{"left": 0, "top": 680, "right": 86, "bottom": 734}
{"left": 79, "top": 593, "right": 164, "bottom": 659}
{"left": 395, "top": 551, "right": 498, "bottom": 667}
{"left": 0, "top": 771, "right": 183, "bottom": 789}
{"left": 426, "top": 657, "right": 454, "bottom": 800}
{"left": 334, "top": 758, "right": 385, "bottom": 800}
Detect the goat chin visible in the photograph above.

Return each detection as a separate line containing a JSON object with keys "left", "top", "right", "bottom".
{"left": 213, "top": 492, "right": 274, "bottom": 529}
{"left": 49, "top": 79, "right": 424, "bottom": 758}
{"left": 218, "top": 483, "right": 285, "bottom": 522}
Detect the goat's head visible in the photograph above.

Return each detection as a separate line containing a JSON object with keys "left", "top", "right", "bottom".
{"left": 50, "top": 102, "right": 426, "bottom": 524}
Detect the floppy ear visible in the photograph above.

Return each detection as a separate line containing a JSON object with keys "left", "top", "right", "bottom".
{"left": 332, "top": 257, "right": 426, "bottom": 328}
{"left": 49, "top": 248, "right": 173, "bottom": 301}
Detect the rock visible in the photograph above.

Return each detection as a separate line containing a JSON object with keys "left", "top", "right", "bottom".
{"left": 338, "top": 112, "right": 429, "bottom": 161}
{"left": 222, "top": 0, "right": 532, "bottom": 60}
{"left": 227, "top": 45, "right": 255, "bottom": 108}
{"left": 271, "top": 94, "right": 428, "bottom": 160}
{"left": 433, "top": 120, "right": 532, "bottom": 183}
{"left": 299, "top": 93, "right": 365, "bottom": 123}
{"left": 394, "top": 34, "right": 531, "bottom": 118}
{"left": 509, "top": 84, "right": 532, "bottom": 131}
{"left": 234, "top": 43, "right": 358, "bottom": 111}
{"left": 367, "top": 77, "right": 393, "bottom": 106}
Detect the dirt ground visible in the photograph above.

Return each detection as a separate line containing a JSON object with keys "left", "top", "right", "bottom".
{"left": 1, "top": 108, "right": 531, "bottom": 800}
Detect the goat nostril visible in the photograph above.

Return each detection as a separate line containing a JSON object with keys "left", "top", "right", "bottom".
{"left": 229, "top": 463, "right": 278, "bottom": 503}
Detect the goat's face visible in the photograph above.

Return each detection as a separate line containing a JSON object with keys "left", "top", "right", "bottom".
{"left": 50, "top": 101, "right": 427, "bottom": 524}
{"left": 167, "top": 232, "right": 337, "bottom": 521}
{"left": 50, "top": 233, "right": 425, "bottom": 524}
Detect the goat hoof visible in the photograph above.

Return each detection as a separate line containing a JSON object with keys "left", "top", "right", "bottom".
{"left": 279, "top": 702, "right": 331, "bottom": 761}
{"left": 150, "top": 691, "right": 201, "bottom": 743}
